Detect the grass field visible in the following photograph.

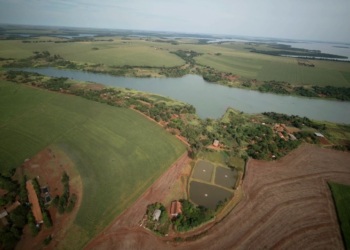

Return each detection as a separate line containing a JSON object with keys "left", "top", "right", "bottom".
{"left": 0, "top": 80, "right": 186, "bottom": 248}
{"left": 329, "top": 182, "right": 350, "bottom": 250}
{"left": 195, "top": 42, "right": 350, "bottom": 87}
{"left": 1, "top": 36, "right": 350, "bottom": 86}
{"left": 0, "top": 38, "right": 185, "bottom": 67}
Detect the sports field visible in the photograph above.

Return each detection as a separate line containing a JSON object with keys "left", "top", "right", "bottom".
{"left": 0, "top": 80, "right": 186, "bottom": 247}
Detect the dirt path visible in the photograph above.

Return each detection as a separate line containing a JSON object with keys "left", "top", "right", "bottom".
{"left": 84, "top": 145, "right": 350, "bottom": 250}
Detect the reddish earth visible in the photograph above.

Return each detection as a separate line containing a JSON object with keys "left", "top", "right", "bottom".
{"left": 14, "top": 146, "right": 82, "bottom": 250}
{"left": 85, "top": 145, "right": 350, "bottom": 250}
{"left": 319, "top": 137, "right": 331, "bottom": 146}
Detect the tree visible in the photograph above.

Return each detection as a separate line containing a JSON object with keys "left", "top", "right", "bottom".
{"left": 42, "top": 211, "right": 52, "bottom": 228}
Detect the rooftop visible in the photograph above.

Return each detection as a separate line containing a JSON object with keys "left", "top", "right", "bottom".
{"left": 170, "top": 201, "right": 182, "bottom": 217}
{"left": 153, "top": 209, "right": 161, "bottom": 221}
{"left": 26, "top": 180, "right": 43, "bottom": 223}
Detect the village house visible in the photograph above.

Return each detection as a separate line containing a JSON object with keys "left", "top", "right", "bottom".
{"left": 153, "top": 209, "right": 161, "bottom": 221}
{"left": 213, "top": 140, "right": 219, "bottom": 147}
{"left": 26, "top": 180, "right": 43, "bottom": 224}
{"left": 170, "top": 201, "right": 182, "bottom": 218}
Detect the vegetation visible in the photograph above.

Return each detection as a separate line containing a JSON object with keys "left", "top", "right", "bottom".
{"left": 0, "top": 79, "right": 186, "bottom": 248}
{"left": 144, "top": 203, "right": 171, "bottom": 235}
{"left": 174, "top": 200, "right": 214, "bottom": 232}
{"left": 329, "top": 183, "right": 350, "bottom": 250}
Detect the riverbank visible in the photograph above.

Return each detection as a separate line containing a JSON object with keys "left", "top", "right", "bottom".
{"left": 1, "top": 49, "right": 350, "bottom": 102}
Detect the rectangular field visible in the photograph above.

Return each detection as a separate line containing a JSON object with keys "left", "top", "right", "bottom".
{"left": 0, "top": 39, "right": 185, "bottom": 67}
{"left": 329, "top": 182, "right": 350, "bottom": 250}
{"left": 257, "top": 62, "right": 350, "bottom": 87}
{"left": 0, "top": 80, "right": 186, "bottom": 247}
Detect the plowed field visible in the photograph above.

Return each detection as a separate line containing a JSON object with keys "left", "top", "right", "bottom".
{"left": 85, "top": 145, "right": 350, "bottom": 250}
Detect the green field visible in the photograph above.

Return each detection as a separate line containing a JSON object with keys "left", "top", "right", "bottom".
{"left": 0, "top": 39, "right": 185, "bottom": 67}
{"left": 329, "top": 182, "right": 350, "bottom": 250}
{"left": 0, "top": 80, "right": 186, "bottom": 247}
{"left": 195, "top": 43, "right": 350, "bottom": 87}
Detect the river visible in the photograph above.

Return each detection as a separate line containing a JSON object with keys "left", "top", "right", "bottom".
{"left": 16, "top": 68, "right": 350, "bottom": 124}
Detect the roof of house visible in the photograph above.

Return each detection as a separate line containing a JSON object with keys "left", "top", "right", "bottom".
{"left": 153, "top": 209, "right": 161, "bottom": 221}
{"left": 26, "top": 181, "right": 43, "bottom": 223}
{"left": 0, "top": 209, "right": 8, "bottom": 219}
{"left": 289, "top": 134, "right": 297, "bottom": 140}
{"left": 5, "top": 201, "right": 20, "bottom": 213}
{"left": 41, "top": 186, "right": 49, "bottom": 194}
{"left": 314, "top": 132, "right": 324, "bottom": 137}
{"left": 213, "top": 140, "right": 219, "bottom": 146}
{"left": 170, "top": 201, "right": 182, "bottom": 216}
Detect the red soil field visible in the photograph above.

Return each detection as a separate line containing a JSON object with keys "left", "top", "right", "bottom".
{"left": 85, "top": 145, "right": 350, "bottom": 250}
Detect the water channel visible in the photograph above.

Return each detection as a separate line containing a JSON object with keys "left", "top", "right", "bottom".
{"left": 16, "top": 68, "right": 350, "bottom": 124}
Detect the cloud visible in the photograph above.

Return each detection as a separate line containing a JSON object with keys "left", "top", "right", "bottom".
{"left": 0, "top": 0, "right": 349, "bottom": 42}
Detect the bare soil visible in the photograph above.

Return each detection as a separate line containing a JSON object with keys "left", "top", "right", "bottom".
{"left": 84, "top": 145, "right": 350, "bottom": 250}
{"left": 14, "top": 146, "right": 83, "bottom": 250}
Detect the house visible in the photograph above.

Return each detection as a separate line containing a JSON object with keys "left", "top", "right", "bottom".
{"left": 153, "top": 209, "right": 161, "bottom": 221}
{"left": 314, "top": 132, "right": 324, "bottom": 137}
{"left": 289, "top": 134, "right": 297, "bottom": 141}
{"left": 277, "top": 132, "right": 284, "bottom": 139}
{"left": 213, "top": 140, "right": 219, "bottom": 147}
{"left": 170, "top": 201, "right": 182, "bottom": 218}
{"left": 44, "top": 195, "right": 52, "bottom": 204}
{"left": 41, "top": 186, "right": 49, "bottom": 194}
{"left": 26, "top": 181, "right": 43, "bottom": 224}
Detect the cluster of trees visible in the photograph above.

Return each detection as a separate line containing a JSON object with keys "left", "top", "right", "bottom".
{"left": 0, "top": 170, "right": 31, "bottom": 249}
{"left": 173, "top": 200, "right": 214, "bottom": 232}
{"left": 39, "top": 77, "right": 71, "bottom": 91}
{"left": 51, "top": 172, "right": 76, "bottom": 214}
{"left": 312, "top": 86, "right": 350, "bottom": 101}
{"left": 145, "top": 203, "right": 170, "bottom": 235}
{"left": 258, "top": 81, "right": 289, "bottom": 95}
{"left": 250, "top": 48, "right": 347, "bottom": 59}
{"left": 262, "top": 112, "right": 326, "bottom": 130}
{"left": 171, "top": 50, "right": 203, "bottom": 65}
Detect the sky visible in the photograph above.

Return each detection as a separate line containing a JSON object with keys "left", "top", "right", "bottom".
{"left": 0, "top": 0, "right": 349, "bottom": 42}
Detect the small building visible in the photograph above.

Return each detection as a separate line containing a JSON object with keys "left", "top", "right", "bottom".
{"left": 41, "top": 186, "right": 49, "bottom": 194}
{"left": 0, "top": 209, "right": 8, "bottom": 219}
{"left": 170, "top": 201, "right": 182, "bottom": 218}
{"left": 213, "top": 140, "right": 219, "bottom": 147}
{"left": 314, "top": 132, "right": 324, "bottom": 137}
{"left": 289, "top": 134, "right": 297, "bottom": 141}
{"left": 26, "top": 181, "right": 43, "bottom": 224}
{"left": 44, "top": 195, "right": 52, "bottom": 204}
{"left": 278, "top": 132, "right": 284, "bottom": 139}
{"left": 153, "top": 209, "right": 161, "bottom": 221}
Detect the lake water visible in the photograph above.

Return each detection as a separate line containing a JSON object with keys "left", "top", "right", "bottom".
{"left": 16, "top": 68, "right": 350, "bottom": 124}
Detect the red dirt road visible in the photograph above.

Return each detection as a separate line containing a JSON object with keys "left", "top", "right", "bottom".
{"left": 85, "top": 145, "right": 350, "bottom": 250}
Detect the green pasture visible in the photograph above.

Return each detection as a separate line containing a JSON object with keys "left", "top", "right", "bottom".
{"left": 0, "top": 80, "right": 186, "bottom": 247}
{"left": 257, "top": 62, "right": 350, "bottom": 87}
{"left": 329, "top": 182, "right": 350, "bottom": 250}
{"left": 0, "top": 39, "right": 185, "bottom": 67}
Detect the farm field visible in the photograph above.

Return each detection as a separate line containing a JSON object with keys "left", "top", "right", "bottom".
{"left": 196, "top": 43, "right": 350, "bottom": 87}
{"left": 0, "top": 38, "right": 185, "bottom": 67}
{"left": 1, "top": 36, "right": 350, "bottom": 88}
{"left": 85, "top": 145, "right": 350, "bottom": 250}
{"left": 329, "top": 182, "right": 350, "bottom": 249}
{"left": 0, "top": 80, "right": 186, "bottom": 248}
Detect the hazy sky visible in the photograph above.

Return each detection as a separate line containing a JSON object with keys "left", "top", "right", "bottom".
{"left": 0, "top": 0, "right": 349, "bottom": 42}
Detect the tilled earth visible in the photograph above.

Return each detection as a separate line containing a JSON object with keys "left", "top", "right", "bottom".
{"left": 85, "top": 145, "right": 350, "bottom": 250}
